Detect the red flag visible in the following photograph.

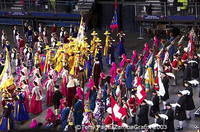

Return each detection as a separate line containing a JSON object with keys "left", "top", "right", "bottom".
{"left": 110, "top": 96, "right": 127, "bottom": 125}
{"left": 135, "top": 77, "right": 147, "bottom": 105}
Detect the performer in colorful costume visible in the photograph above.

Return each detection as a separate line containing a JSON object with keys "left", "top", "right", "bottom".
{"left": 14, "top": 88, "right": 29, "bottom": 122}
{"left": 29, "top": 82, "right": 42, "bottom": 115}
{"left": 0, "top": 97, "right": 14, "bottom": 131}
{"left": 117, "top": 31, "right": 126, "bottom": 58}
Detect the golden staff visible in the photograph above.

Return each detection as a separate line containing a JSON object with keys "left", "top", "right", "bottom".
{"left": 44, "top": 46, "right": 53, "bottom": 73}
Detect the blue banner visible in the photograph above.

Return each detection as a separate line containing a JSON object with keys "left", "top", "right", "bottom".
{"left": 167, "top": 16, "right": 196, "bottom": 21}
{"left": 0, "top": 11, "right": 80, "bottom": 19}
{"left": 7, "top": 11, "right": 28, "bottom": 16}
{"left": 143, "top": 15, "right": 162, "bottom": 20}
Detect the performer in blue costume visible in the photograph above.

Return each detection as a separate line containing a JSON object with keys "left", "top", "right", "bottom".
{"left": 117, "top": 31, "right": 126, "bottom": 58}
{"left": 102, "top": 78, "right": 109, "bottom": 111}
{"left": 60, "top": 102, "right": 70, "bottom": 130}
{"left": 84, "top": 52, "right": 93, "bottom": 79}
{"left": 14, "top": 88, "right": 29, "bottom": 122}
{"left": 0, "top": 98, "right": 14, "bottom": 131}
{"left": 73, "top": 97, "right": 83, "bottom": 125}
{"left": 96, "top": 46, "right": 103, "bottom": 70}
{"left": 114, "top": 69, "right": 122, "bottom": 86}
{"left": 168, "top": 44, "right": 177, "bottom": 61}
{"left": 99, "top": 73, "right": 110, "bottom": 112}
{"left": 89, "top": 88, "right": 97, "bottom": 111}
{"left": 125, "top": 59, "right": 133, "bottom": 90}
{"left": 106, "top": 44, "right": 115, "bottom": 65}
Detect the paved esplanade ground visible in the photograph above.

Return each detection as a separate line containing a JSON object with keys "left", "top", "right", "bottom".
{"left": 0, "top": 25, "right": 199, "bottom": 131}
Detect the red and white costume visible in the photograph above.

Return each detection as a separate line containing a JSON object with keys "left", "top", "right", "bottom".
{"left": 127, "top": 95, "right": 138, "bottom": 117}
{"left": 171, "top": 58, "right": 179, "bottom": 71}
{"left": 181, "top": 52, "right": 188, "bottom": 63}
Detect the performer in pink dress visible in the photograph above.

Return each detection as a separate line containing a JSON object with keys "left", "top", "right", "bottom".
{"left": 29, "top": 82, "right": 43, "bottom": 115}
{"left": 43, "top": 27, "right": 48, "bottom": 45}
{"left": 17, "top": 71, "right": 27, "bottom": 86}
{"left": 59, "top": 66, "right": 68, "bottom": 96}
{"left": 131, "top": 50, "right": 138, "bottom": 71}
{"left": 29, "top": 119, "right": 38, "bottom": 128}
{"left": 29, "top": 65, "right": 41, "bottom": 77}
{"left": 119, "top": 54, "right": 127, "bottom": 68}
{"left": 32, "top": 73, "right": 42, "bottom": 90}
{"left": 153, "top": 36, "right": 160, "bottom": 50}
{"left": 48, "top": 66, "right": 57, "bottom": 82}
{"left": 142, "top": 43, "right": 150, "bottom": 65}
{"left": 21, "top": 63, "right": 28, "bottom": 76}
{"left": 85, "top": 77, "right": 95, "bottom": 101}
{"left": 45, "top": 108, "right": 57, "bottom": 127}
{"left": 109, "top": 62, "right": 117, "bottom": 85}
{"left": 45, "top": 75, "right": 55, "bottom": 106}
{"left": 75, "top": 87, "right": 84, "bottom": 100}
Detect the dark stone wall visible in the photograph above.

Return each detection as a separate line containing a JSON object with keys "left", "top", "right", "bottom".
{"left": 121, "top": 5, "right": 136, "bottom": 32}
{"left": 91, "top": 3, "right": 138, "bottom": 32}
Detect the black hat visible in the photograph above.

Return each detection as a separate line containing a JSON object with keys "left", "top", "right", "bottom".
{"left": 16, "top": 87, "right": 22, "bottom": 92}
{"left": 54, "top": 85, "right": 59, "bottom": 90}
{"left": 176, "top": 91, "right": 182, "bottom": 95}
{"left": 174, "top": 54, "right": 179, "bottom": 57}
{"left": 122, "top": 97, "right": 127, "bottom": 101}
{"left": 165, "top": 102, "right": 171, "bottom": 107}
{"left": 3, "top": 97, "right": 12, "bottom": 101}
{"left": 131, "top": 89, "right": 137, "bottom": 95}
{"left": 142, "top": 100, "right": 147, "bottom": 104}
{"left": 33, "top": 81, "right": 38, "bottom": 86}
{"left": 154, "top": 112, "right": 160, "bottom": 118}
{"left": 161, "top": 71, "right": 167, "bottom": 76}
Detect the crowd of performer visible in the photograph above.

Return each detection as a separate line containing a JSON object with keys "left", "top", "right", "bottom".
{"left": 0, "top": 22, "right": 199, "bottom": 132}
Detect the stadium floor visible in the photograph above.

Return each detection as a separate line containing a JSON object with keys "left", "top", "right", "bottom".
{"left": 0, "top": 25, "right": 199, "bottom": 132}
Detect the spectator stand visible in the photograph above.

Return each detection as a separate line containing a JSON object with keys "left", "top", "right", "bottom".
{"left": 0, "top": 0, "right": 95, "bottom": 28}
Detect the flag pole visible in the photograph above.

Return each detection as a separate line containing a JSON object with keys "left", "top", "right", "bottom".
{"left": 137, "top": 22, "right": 144, "bottom": 40}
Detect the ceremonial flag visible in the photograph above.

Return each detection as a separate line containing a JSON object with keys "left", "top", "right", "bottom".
{"left": 187, "top": 40, "right": 192, "bottom": 53}
{"left": 156, "top": 47, "right": 163, "bottom": 58}
{"left": 187, "top": 39, "right": 195, "bottom": 58}
{"left": 144, "top": 54, "right": 154, "bottom": 88}
{"left": 157, "top": 59, "right": 165, "bottom": 96}
{"left": 0, "top": 50, "right": 14, "bottom": 91}
{"left": 110, "top": 96, "right": 127, "bottom": 124}
{"left": 135, "top": 77, "right": 147, "bottom": 104}
{"left": 77, "top": 17, "right": 85, "bottom": 41}
{"left": 110, "top": 0, "right": 119, "bottom": 30}
{"left": 146, "top": 53, "right": 153, "bottom": 66}
{"left": 163, "top": 51, "right": 169, "bottom": 64}
{"left": 44, "top": 50, "right": 51, "bottom": 73}
{"left": 39, "top": 54, "right": 46, "bottom": 72}
{"left": 136, "top": 85, "right": 147, "bottom": 105}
